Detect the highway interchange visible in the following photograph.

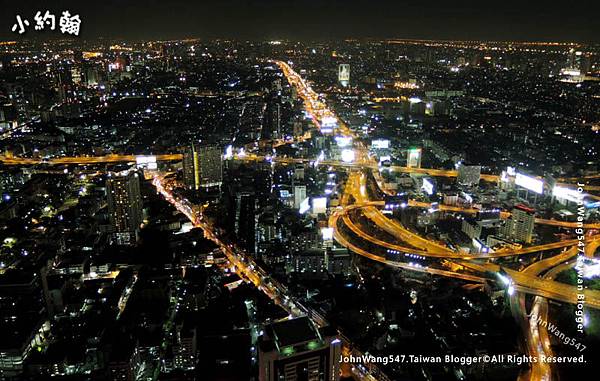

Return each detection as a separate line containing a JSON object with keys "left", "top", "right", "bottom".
{"left": 2, "top": 59, "right": 598, "bottom": 381}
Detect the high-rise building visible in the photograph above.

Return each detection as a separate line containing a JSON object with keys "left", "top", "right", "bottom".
{"left": 567, "top": 48, "right": 591, "bottom": 73}
{"left": 258, "top": 316, "right": 341, "bottom": 381}
{"left": 268, "top": 103, "right": 281, "bottom": 139}
{"left": 293, "top": 163, "right": 305, "bottom": 181}
{"left": 106, "top": 171, "right": 143, "bottom": 245}
{"left": 70, "top": 66, "right": 82, "bottom": 84}
{"left": 294, "top": 185, "right": 307, "bottom": 209}
{"left": 406, "top": 148, "right": 422, "bottom": 168}
{"left": 235, "top": 191, "right": 256, "bottom": 254}
{"left": 293, "top": 121, "right": 304, "bottom": 138}
{"left": 182, "top": 143, "right": 223, "bottom": 190}
{"left": 182, "top": 144, "right": 199, "bottom": 190}
{"left": 174, "top": 324, "right": 196, "bottom": 370}
{"left": 83, "top": 64, "right": 100, "bottom": 86}
{"left": 457, "top": 164, "right": 481, "bottom": 186}
{"left": 338, "top": 64, "right": 350, "bottom": 87}
{"left": 502, "top": 204, "right": 535, "bottom": 244}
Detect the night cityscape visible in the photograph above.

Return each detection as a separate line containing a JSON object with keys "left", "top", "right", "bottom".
{"left": 0, "top": 1, "right": 599, "bottom": 381}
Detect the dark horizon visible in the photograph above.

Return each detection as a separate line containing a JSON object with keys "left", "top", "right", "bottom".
{"left": 1, "top": 0, "right": 599, "bottom": 43}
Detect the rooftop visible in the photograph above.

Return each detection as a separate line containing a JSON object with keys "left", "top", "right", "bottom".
{"left": 271, "top": 316, "right": 320, "bottom": 349}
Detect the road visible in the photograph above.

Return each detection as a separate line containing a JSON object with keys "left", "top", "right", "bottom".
{"left": 2, "top": 150, "right": 599, "bottom": 193}
{"left": 511, "top": 246, "right": 578, "bottom": 381}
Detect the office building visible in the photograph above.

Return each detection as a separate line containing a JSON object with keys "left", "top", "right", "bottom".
{"left": 289, "top": 248, "right": 328, "bottom": 279}
{"left": 294, "top": 185, "right": 307, "bottom": 209}
{"left": 294, "top": 164, "right": 305, "bottom": 181}
{"left": 406, "top": 148, "right": 422, "bottom": 168}
{"left": 235, "top": 191, "right": 257, "bottom": 254}
{"left": 267, "top": 103, "right": 282, "bottom": 139}
{"left": 182, "top": 143, "right": 223, "bottom": 190}
{"left": 502, "top": 204, "right": 535, "bottom": 244}
{"left": 106, "top": 171, "right": 143, "bottom": 245}
{"left": 338, "top": 64, "right": 350, "bottom": 87}
{"left": 258, "top": 316, "right": 341, "bottom": 381}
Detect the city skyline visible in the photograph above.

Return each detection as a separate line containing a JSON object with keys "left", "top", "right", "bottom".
{"left": 0, "top": 3, "right": 598, "bottom": 381}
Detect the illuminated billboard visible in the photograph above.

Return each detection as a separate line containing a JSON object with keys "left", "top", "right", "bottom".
{"left": 135, "top": 155, "right": 157, "bottom": 170}
{"left": 312, "top": 197, "right": 327, "bottom": 214}
{"left": 553, "top": 186, "right": 582, "bottom": 203}
{"left": 224, "top": 145, "right": 233, "bottom": 159}
{"left": 515, "top": 173, "right": 543, "bottom": 194}
{"left": 371, "top": 139, "right": 390, "bottom": 149}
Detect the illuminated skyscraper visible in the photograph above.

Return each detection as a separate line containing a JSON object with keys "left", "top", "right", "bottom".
{"left": 182, "top": 144, "right": 199, "bottom": 190}
{"left": 338, "top": 64, "right": 350, "bottom": 87}
{"left": 406, "top": 148, "right": 422, "bottom": 168}
{"left": 106, "top": 171, "right": 143, "bottom": 245}
{"left": 502, "top": 204, "right": 535, "bottom": 244}
{"left": 567, "top": 48, "right": 591, "bottom": 73}
{"left": 182, "top": 143, "right": 223, "bottom": 190}
{"left": 294, "top": 185, "right": 307, "bottom": 209}
{"left": 267, "top": 103, "right": 281, "bottom": 139}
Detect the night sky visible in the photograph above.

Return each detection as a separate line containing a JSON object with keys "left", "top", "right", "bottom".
{"left": 0, "top": 0, "right": 599, "bottom": 42}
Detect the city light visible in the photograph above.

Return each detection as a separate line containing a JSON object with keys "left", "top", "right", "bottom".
{"left": 553, "top": 185, "right": 583, "bottom": 203}
{"left": 334, "top": 136, "right": 352, "bottom": 147}
{"left": 321, "top": 227, "right": 334, "bottom": 241}
{"left": 299, "top": 198, "right": 310, "bottom": 214}
{"left": 224, "top": 145, "right": 233, "bottom": 159}
{"left": 2, "top": 21, "right": 599, "bottom": 381}
{"left": 515, "top": 173, "right": 544, "bottom": 194}
{"left": 422, "top": 178, "right": 434, "bottom": 195}
{"left": 371, "top": 139, "right": 390, "bottom": 149}
{"left": 340, "top": 149, "right": 355, "bottom": 163}
{"left": 312, "top": 197, "right": 327, "bottom": 214}
{"left": 135, "top": 155, "right": 157, "bottom": 170}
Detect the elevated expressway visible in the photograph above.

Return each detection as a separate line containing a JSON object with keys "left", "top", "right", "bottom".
{"left": 2, "top": 152, "right": 599, "bottom": 195}
{"left": 331, "top": 171, "right": 600, "bottom": 309}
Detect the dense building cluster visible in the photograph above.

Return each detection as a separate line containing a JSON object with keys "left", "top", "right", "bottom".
{"left": 0, "top": 38, "right": 599, "bottom": 381}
